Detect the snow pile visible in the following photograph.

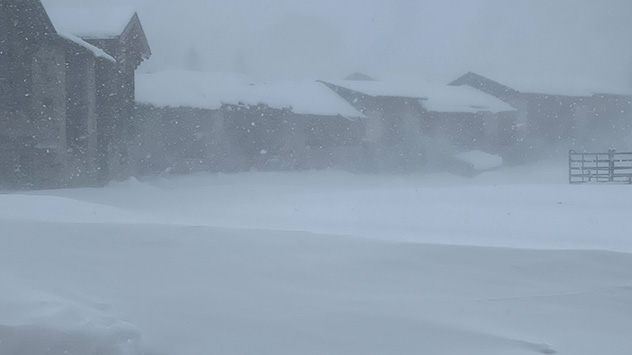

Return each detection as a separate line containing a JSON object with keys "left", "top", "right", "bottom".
{"left": 136, "top": 71, "right": 365, "bottom": 118}
{"left": 45, "top": 6, "right": 137, "bottom": 39}
{"left": 1, "top": 163, "right": 632, "bottom": 354}
{"left": 0, "top": 306, "right": 141, "bottom": 355}
{"left": 325, "top": 79, "right": 516, "bottom": 113}
{"left": 454, "top": 150, "right": 503, "bottom": 171}
{"left": 2, "top": 220, "right": 632, "bottom": 355}
{"left": 0, "top": 194, "right": 151, "bottom": 225}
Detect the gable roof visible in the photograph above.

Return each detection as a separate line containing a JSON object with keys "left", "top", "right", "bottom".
{"left": 135, "top": 71, "right": 365, "bottom": 119}
{"left": 44, "top": 5, "right": 151, "bottom": 65}
{"left": 119, "top": 13, "right": 152, "bottom": 62}
{"left": 451, "top": 71, "right": 632, "bottom": 97}
{"left": 322, "top": 79, "right": 516, "bottom": 114}
{"left": 421, "top": 85, "right": 516, "bottom": 114}
{"left": 449, "top": 72, "right": 519, "bottom": 100}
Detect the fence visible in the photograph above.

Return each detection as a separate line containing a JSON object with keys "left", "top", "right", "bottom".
{"left": 569, "top": 150, "right": 632, "bottom": 184}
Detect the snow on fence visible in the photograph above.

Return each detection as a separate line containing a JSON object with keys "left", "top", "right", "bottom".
{"left": 569, "top": 150, "right": 632, "bottom": 184}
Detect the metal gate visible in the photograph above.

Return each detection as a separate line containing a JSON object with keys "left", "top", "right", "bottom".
{"left": 569, "top": 150, "right": 632, "bottom": 184}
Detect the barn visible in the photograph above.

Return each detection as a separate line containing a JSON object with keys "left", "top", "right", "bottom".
{"left": 0, "top": 0, "right": 150, "bottom": 188}
{"left": 450, "top": 71, "right": 632, "bottom": 160}
{"left": 134, "top": 71, "right": 365, "bottom": 174}
{"left": 321, "top": 76, "right": 517, "bottom": 171}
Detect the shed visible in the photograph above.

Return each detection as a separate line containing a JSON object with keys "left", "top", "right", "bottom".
{"left": 134, "top": 71, "right": 365, "bottom": 173}
{"left": 47, "top": 5, "right": 152, "bottom": 181}
{"left": 321, "top": 78, "right": 517, "bottom": 171}
{"left": 450, "top": 71, "right": 632, "bottom": 157}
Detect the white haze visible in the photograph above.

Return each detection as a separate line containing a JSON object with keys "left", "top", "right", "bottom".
{"left": 4, "top": 3, "right": 632, "bottom": 354}
{"left": 43, "top": 0, "right": 632, "bottom": 86}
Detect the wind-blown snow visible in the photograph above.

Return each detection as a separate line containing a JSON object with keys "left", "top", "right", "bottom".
{"left": 455, "top": 150, "right": 503, "bottom": 171}
{"left": 325, "top": 79, "right": 516, "bottom": 113}
{"left": 1, "top": 161, "right": 632, "bottom": 355}
{"left": 136, "top": 71, "right": 365, "bottom": 118}
{"left": 45, "top": 6, "right": 136, "bottom": 39}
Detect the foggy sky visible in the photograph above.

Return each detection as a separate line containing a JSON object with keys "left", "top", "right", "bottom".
{"left": 43, "top": 0, "right": 632, "bottom": 87}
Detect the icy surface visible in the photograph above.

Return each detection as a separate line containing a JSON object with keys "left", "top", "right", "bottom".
{"left": 1, "top": 161, "right": 632, "bottom": 355}
{"left": 136, "top": 71, "right": 365, "bottom": 118}
{"left": 325, "top": 79, "right": 516, "bottom": 113}
{"left": 46, "top": 6, "right": 136, "bottom": 38}
{"left": 455, "top": 150, "right": 503, "bottom": 171}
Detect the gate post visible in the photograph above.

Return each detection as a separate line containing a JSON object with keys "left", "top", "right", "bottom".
{"left": 608, "top": 149, "right": 615, "bottom": 182}
{"left": 568, "top": 150, "right": 573, "bottom": 184}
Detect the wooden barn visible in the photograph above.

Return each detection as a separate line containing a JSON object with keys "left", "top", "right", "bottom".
{"left": 47, "top": 5, "right": 152, "bottom": 183}
{"left": 321, "top": 76, "right": 517, "bottom": 171}
{"left": 450, "top": 72, "right": 632, "bottom": 159}
{"left": 0, "top": 0, "right": 150, "bottom": 188}
{"left": 134, "top": 71, "right": 365, "bottom": 175}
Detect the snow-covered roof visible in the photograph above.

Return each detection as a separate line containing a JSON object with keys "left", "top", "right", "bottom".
{"left": 136, "top": 71, "right": 248, "bottom": 111}
{"left": 241, "top": 81, "right": 366, "bottom": 118}
{"left": 420, "top": 85, "right": 516, "bottom": 114}
{"left": 57, "top": 32, "right": 116, "bottom": 62}
{"left": 504, "top": 77, "right": 632, "bottom": 97}
{"left": 135, "top": 71, "right": 365, "bottom": 119}
{"left": 45, "top": 6, "right": 137, "bottom": 39}
{"left": 459, "top": 70, "right": 632, "bottom": 97}
{"left": 326, "top": 80, "right": 516, "bottom": 114}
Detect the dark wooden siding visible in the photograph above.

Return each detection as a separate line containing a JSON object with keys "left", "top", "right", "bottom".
{"left": 0, "top": 8, "right": 9, "bottom": 109}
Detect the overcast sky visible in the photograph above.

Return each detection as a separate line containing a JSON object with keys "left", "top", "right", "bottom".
{"left": 43, "top": 0, "right": 632, "bottom": 87}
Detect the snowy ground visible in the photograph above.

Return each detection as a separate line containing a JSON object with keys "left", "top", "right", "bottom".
{"left": 1, "top": 160, "right": 632, "bottom": 355}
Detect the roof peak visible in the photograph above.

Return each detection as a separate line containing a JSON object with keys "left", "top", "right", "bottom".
{"left": 344, "top": 72, "right": 377, "bottom": 81}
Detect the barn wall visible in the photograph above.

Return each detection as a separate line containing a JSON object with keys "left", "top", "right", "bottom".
{"left": 1, "top": 2, "right": 152, "bottom": 189}
{"left": 0, "top": 2, "right": 53, "bottom": 187}
{"left": 94, "top": 57, "right": 122, "bottom": 183}
{"left": 65, "top": 50, "right": 99, "bottom": 184}
{"left": 29, "top": 44, "right": 69, "bottom": 187}
{"left": 0, "top": 8, "right": 9, "bottom": 112}
{"left": 133, "top": 104, "right": 232, "bottom": 175}
{"left": 88, "top": 38, "right": 141, "bottom": 182}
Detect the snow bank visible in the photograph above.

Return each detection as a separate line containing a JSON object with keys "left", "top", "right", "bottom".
{"left": 0, "top": 318, "right": 142, "bottom": 355}
{"left": 0, "top": 194, "right": 154, "bottom": 225}
{"left": 6, "top": 161, "right": 632, "bottom": 252}
{"left": 454, "top": 150, "right": 503, "bottom": 171}
{"left": 2, "top": 163, "right": 632, "bottom": 354}
{"left": 1, "top": 274, "right": 142, "bottom": 355}
{"left": 1, "top": 221, "right": 631, "bottom": 355}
